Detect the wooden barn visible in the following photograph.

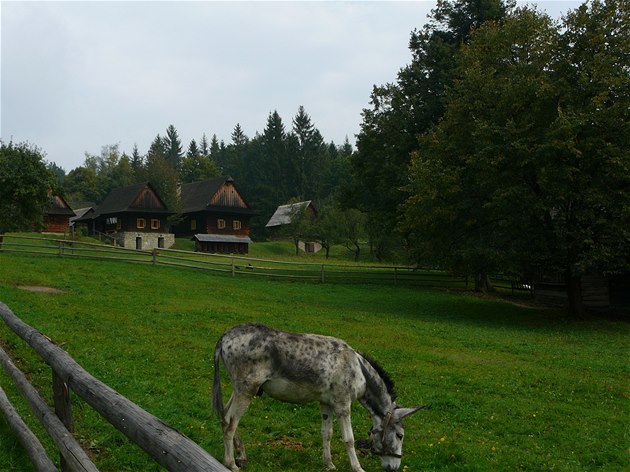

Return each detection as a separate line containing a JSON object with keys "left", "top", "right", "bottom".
{"left": 265, "top": 200, "right": 321, "bottom": 253}
{"left": 43, "top": 192, "right": 75, "bottom": 233}
{"left": 75, "top": 182, "right": 174, "bottom": 250}
{"left": 173, "top": 176, "right": 255, "bottom": 254}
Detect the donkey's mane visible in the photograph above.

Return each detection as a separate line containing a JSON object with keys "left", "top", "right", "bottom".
{"left": 359, "top": 352, "right": 397, "bottom": 401}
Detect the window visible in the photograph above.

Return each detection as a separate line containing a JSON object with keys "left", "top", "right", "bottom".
{"left": 233, "top": 220, "right": 242, "bottom": 230}
{"left": 136, "top": 218, "right": 146, "bottom": 229}
{"left": 190, "top": 219, "right": 197, "bottom": 231}
{"left": 218, "top": 219, "right": 226, "bottom": 229}
{"left": 151, "top": 219, "right": 160, "bottom": 230}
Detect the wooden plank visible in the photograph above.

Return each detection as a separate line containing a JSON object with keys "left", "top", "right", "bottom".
{"left": 0, "top": 344, "right": 98, "bottom": 472}
{"left": 0, "top": 385, "right": 57, "bottom": 472}
{"left": 0, "top": 302, "right": 228, "bottom": 472}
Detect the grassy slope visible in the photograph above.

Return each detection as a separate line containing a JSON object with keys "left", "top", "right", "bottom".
{"left": 0, "top": 250, "right": 628, "bottom": 471}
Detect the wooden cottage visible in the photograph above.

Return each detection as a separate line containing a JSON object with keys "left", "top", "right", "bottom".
{"left": 43, "top": 192, "right": 75, "bottom": 233}
{"left": 173, "top": 176, "right": 255, "bottom": 254}
{"left": 76, "top": 182, "right": 174, "bottom": 250}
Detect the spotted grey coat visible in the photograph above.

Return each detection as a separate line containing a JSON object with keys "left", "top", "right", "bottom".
{"left": 212, "top": 323, "right": 421, "bottom": 472}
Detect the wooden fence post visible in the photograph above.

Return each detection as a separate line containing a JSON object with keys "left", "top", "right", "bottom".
{"left": 231, "top": 258, "right": 236, "bottom": 277}
{"left": 152, "top": 248, "right": 158, "bottom": 265}
{"left": 53, "top": 370, "right": 73, "bottom": 471}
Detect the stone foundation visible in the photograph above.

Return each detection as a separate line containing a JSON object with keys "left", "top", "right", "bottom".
{"left": 116, "top": 232, "right": 175, "bottom": 250}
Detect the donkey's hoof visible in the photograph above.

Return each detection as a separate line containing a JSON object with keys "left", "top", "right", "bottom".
{"left": 235, "top": 458, "right": 247, "bottom": 469}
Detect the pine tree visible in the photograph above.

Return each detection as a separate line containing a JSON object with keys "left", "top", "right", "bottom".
{"left": 187, "top": 139, "right": 200, "bottom": 158}
{"left": 163, "top": 124, "right": 183, "bottom": 172}
{"left": 200, "top": 133, "right": 210, "bottom": 157}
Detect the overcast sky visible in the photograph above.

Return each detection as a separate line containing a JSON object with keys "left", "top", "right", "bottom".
{"left": 1, "top": 1, "right": 580, "bottom": 172}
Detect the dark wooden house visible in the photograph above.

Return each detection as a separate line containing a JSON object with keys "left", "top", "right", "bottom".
{"left": 43, "top": 192, "right": 75, "bottom": 233}
{"left": 75, "top": 182, "right": 174, "bottom": 250}
{"left": 173, "top": 177, "right": 255, "bottom": 254}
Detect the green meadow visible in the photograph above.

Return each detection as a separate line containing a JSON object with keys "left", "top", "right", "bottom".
{"left": 0, "top": 247, "right": 628, "bottom": 471}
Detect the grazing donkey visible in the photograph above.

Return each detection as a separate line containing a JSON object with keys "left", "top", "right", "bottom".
{"left": 212, "top": 323, "right": 422, "bottom": 472}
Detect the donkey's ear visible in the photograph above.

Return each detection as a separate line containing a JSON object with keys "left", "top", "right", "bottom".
{"left": 394, "top": 405, "right": 425, "bottom": 420}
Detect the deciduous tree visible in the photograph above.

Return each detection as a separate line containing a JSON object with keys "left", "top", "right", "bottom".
{"left": 0, "top": 141, "right": 54, "bottom": 233}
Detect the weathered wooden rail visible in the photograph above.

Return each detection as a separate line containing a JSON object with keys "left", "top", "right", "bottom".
{"left": 0, "top": 302, "right": 228, "bottom": 472}
{"left": 0, "top": 234, "right": 533, "bottom": 295}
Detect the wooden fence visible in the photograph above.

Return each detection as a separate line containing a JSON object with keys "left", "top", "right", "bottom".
{"left": 0, "top": 302, "right": 228, "bottom": 472}
{"left": 0, "top": 234, "right": 531, "bottom": 294}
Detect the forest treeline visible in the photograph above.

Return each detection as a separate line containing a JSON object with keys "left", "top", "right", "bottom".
{"left": 53, "top": 106, "right": 353, "bottom": 237}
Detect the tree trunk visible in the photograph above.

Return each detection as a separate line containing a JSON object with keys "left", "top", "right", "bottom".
{"left": 474, "top": 272, "right": 493, "bottom": 293}
{"left": 565, "top": 271, "right": 585, "bottom": 318}
{"left": 294, "top": 237, "right": 300, "bottom": 256}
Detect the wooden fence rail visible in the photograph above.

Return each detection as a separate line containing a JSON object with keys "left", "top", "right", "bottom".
{"left": 0, "top": 302, "right": 228, "bottom": 472}
{"left": 0, "top": 234, "right": 532, "bottom": 295}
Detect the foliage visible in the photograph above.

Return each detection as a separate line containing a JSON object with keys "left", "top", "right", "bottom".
{"left": 403, "top": 0, "right": 630, "bottom": 315}
{"left": 57, "top": 111, "right": 353, "bottom": 239}
{"left": 0, "top": 141, "right": 54, "bottom": 233}
{"left": 0, "top": 252, "right": 628, "bottom": 471}
{"left": 349, "top": 0, "right": 513, "bottom": 256}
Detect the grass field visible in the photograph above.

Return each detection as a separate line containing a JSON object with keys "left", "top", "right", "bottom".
{"left": 0, "top": 248, "right": 628, "bottom": 471}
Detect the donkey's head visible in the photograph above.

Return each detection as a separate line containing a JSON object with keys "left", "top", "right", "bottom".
{"left": 370, "top": 404, "right": 423, "bottom": 471}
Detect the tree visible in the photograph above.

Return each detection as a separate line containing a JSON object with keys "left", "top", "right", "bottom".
{"left": 291, "top": 106, "right": 326, "bottom": 199}
{"left": 200, "top": 133, "right": 210, "bottom": 157}
{"left": 0, "top": 141, "right": 55, "bottom": 233}
{"left": 351, "top": 0, "right": 513, "bottom": 256}
{"left": 312, "top": 205, "right": 344, "bottom": 258}
{"left": 403, "top": 1, "right": 630, "bottom": 315}
{"left": 181, "top": 154, "right": 220, "bottom": 183}
{"left": 131, "top": 143, "right": 144, "bottom": 176}
{"left": 231, "top": 124, "right": 248, "bottom": 147}
{"left": 187, "top": 139, "right": 200, "bottom": 158}
{"left": 163, "top": 124, "right": 183, "bottom": 171}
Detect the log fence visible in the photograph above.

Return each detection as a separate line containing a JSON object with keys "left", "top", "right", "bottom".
{"left": 0, "top": 234, "right": 532, "bottom": 293}
{"left": 0, "top": 302, "right": 228, "bottom": 472}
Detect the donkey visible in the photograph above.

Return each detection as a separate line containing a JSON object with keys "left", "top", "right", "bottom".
{"left": 212, "top": 323, "right": 422, "bottom": 472}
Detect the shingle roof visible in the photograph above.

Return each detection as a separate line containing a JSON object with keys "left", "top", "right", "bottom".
{"left": 47, "top": 194, "right": 75, "bottom": 216}
{"left": 265, "top": 201, "right": 314, "bottom": 227}
{"left": 180, "top": 176, "right": 255, "bottom": 215}
{"left": 93, "top": 182, "right": 171, "bottom": 217}
{"left": 193, "top": 234, "right": 252, "bottom": 244}
{"left": 180, "top": 177, "right": 226, "bottom": 213}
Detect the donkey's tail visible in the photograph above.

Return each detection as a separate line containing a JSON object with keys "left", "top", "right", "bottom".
{"left": 212, "top": 336, "right": 225, "bottom": 421}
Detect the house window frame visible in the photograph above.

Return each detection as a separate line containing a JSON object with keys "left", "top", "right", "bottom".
{"left": 233, "top": 220, "right": 242, "bottom": 230}
{"left": 218, "top": 219, "right": 226, "bottom": 229}
{"left": 151, "top": 219, "right": 160, "bottom": 230}
{"left": 191, "top": 219, "right": 197, "bottom": 231}
{"left": 136, "top": 218, "right": 146, "bottom": 229}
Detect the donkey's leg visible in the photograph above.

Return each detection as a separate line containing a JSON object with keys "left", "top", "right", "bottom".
{"left": 320, "top": 404, "right": 336, "bottom": 470}
{"left": 335, "top": 405, "right": 366, "bottom": 472}
{"left": 222, "top": 389, "right": 255, "bottom": 472}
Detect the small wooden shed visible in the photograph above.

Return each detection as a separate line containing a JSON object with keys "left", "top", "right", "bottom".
{"left": 43, "top": 193, "right": 75, "bottom": 233}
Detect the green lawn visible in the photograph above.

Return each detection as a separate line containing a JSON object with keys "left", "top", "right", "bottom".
{"left": 0, "top": 250, "right": 628, "bottom": 471}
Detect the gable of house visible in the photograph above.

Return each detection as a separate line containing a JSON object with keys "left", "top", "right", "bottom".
{"left": 43, "top": 192, "right": 75, "bottom": 233}
{"left": 180, "top": 176, "right": 253, "bottom": 214}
